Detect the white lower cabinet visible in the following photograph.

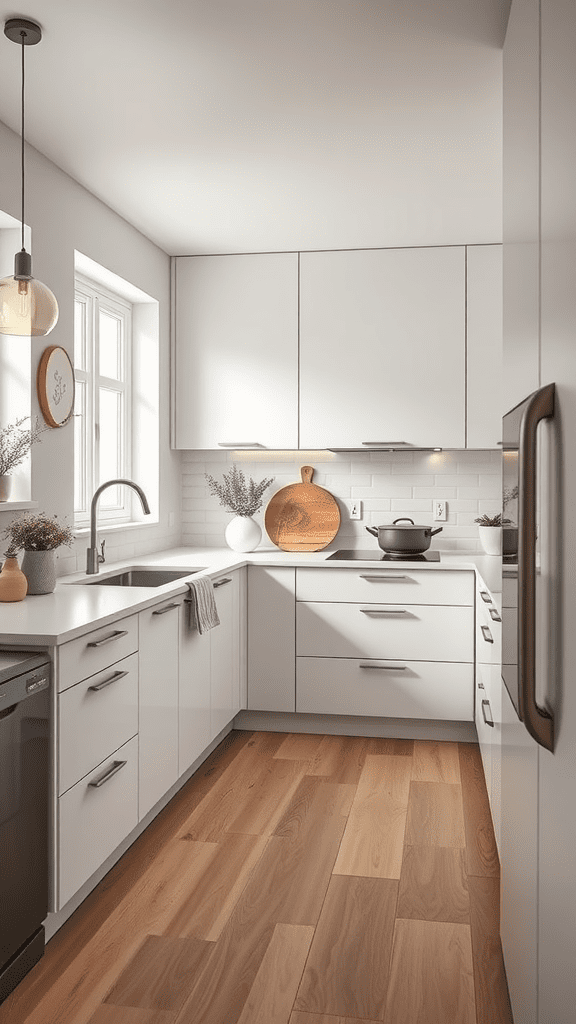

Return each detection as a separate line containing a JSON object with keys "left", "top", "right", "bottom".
{"left": 297, "top": 658, "right": 474, "bottom": 720}
{"left": 248, "top": 566, "right": 295, "bottom": 712}
{"left": 58, "top": 734, "right": 138, "bottom": 908}
{"left": 178, "top": 601, "right": 211, "bottom": 776}
{"left": 210, "top": 571, "right": 241, "bottom": 737}
{"left": 138, "top": 599, "right": 180, "bottom": 820}
{"left": 474, "top": 576, "right": 503, "bottom": 850}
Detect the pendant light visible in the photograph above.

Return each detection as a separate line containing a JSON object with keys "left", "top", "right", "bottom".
{"left": 0, "top": 17, "right": 58, "bottom": 337}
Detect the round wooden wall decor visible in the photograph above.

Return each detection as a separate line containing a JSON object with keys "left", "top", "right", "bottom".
{"left": 37, "top": 345, "right": 75, "bottom": 427}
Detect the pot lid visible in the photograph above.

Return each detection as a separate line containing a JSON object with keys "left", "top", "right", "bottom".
{"left": 376, "top": 518, "right": 430, "bottom": 530}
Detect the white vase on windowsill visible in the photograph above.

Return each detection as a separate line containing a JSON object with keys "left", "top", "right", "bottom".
{"left": 0, "top": 475, "right": 12, "bottom": 502}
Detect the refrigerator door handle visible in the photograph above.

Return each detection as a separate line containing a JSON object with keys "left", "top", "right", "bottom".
{"left": 519, "top": 382, "right": 555, "bottom": 751}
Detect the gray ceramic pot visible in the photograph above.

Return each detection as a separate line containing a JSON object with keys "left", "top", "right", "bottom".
{"left": 366, "top": 517, "right": 443, "bottom": 554}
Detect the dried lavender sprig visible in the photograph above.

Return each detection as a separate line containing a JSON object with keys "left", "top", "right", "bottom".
{"left": 205, "top": 465, "right": 274, "bottom": 516}
{"left": 0, "top": 416, "right": 47, "bottom": 476}
{"left": 3, "top": 513, "right": 73, "bottom": 552}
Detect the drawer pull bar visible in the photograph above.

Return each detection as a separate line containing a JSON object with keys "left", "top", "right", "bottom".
{"left": 87, "top": 629, "right": 129, "bottom": 648}
{"left": 360, "top": 607, "right": 407, "bottom": 615}
{"left": 88, "top": 759, "right": 128, "bottom": 788}
{"left": 214, "top": 577, "right": 232, "bottom": 588}
{"left": 89, "top": 670, "right": 128, "bottom": 691}
{"left": 481, "top": 699, "right": 494, "bottom": 727}
{"left": 489, "top": 607, "right": 502, "bottom": 622}
{"left": 217, "top": 442, "right": 264, "bottom": 448}
{"left": 359, "top": 574, "right": 409, "bottom": 581}
{"left": 481, "top": 625, "right": 494, "bottom": 644}
{"left": 359, "top": 663, "right": 407, "bottom": 671}
{"left": 152, "top": 603, "right": 179, "bottom": 615}
{"left": 479, "top": 591, "right": 492, "bottom": 603}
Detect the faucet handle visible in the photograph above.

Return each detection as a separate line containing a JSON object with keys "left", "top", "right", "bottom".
{"left": 99, "top": 540, "right": 106, "bottom": 564}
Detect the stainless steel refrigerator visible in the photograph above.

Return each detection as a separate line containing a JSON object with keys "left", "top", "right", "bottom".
{"left": 501, "top": 3, "right": 576, "bottom": 1021}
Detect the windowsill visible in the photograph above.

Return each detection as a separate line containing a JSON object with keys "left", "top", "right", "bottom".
{"left": 74, "top": 517, "right": 160, "bottom": 538}
{"left": 0, "top": 500, "right": 39, "bottom": 511}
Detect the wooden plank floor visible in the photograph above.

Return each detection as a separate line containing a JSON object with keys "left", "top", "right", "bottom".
{"left": 0, "top": 731, "right": 514, "bottom": 1024}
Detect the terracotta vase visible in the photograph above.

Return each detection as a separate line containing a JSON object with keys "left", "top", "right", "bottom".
{"left": 0, "top": 555, "right": 28, "bottom": 602}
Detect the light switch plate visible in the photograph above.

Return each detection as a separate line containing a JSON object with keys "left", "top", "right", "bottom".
{"left": 434, "top": 500, "right": 447, "bottom": 521}
{"left": 349, "top": 500, "right": 363, "bottom": 520}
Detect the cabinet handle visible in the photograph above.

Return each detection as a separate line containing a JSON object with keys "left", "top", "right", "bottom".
{"left": 359, "top": 574, "right": 409, "bottom": 581}
{"left": 479, "top": 591, "right": 492, "bottom": 603}
{"left": 88, "top": 669, "right": 129, "bottom": 691}
{"left": 217, "top": 442, "right": 264, "bottom": 448}
{"left": 481, "top": 625, "right": 494, "bottom": 644}
{"left": 88, "top": 759, "right": 127, "bottom": 788}
{"left": 478, "top": 680, "right": 485, "bottom": 689}
{"left": 214, "top": 577, "right": 232, "bottom": 588}
{"left": 360, "top": 607, "right": 407, "bottom": 615}
{"left": 87, "top": 629, "right": 129, "bottom": 648}
{"left": 152, "top": 603, "right": 179, "bottom": 615}
{"left": 489, "top": 607, "right": 502, "bottom": 622}
{"left": 481, "top": 699, "right": 494, "bottom": 727}
{"left": 359, "top": 662, "right": 407, "bottom": 671}
{"left": 361, "top": 441, "right": 409, "bottom": 446}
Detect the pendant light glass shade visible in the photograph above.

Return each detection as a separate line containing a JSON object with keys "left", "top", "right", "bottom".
{"left": 1, "top": 18, "right": 59, "bottom": 338}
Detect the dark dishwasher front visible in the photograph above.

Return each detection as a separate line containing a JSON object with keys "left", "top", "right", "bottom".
{"left": 0, "top": 652, "right": 50, "bottom": 1004}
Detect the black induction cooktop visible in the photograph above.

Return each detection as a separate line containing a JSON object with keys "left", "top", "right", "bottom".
{"left": 326, "top": 549, "right": 441, "bottom": 562}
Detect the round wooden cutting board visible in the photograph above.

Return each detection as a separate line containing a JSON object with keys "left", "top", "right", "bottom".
{"left": 264, "top": 466, "right": 341, "bottom": 551}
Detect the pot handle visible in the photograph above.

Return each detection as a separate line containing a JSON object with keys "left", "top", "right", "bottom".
{"left": 365, "top": 527, "right": 378, "bottom": 537}
{"left": 392, "top": 518, "right": 415, "bottom": 525}
{"left": 430, "top": 526, "right": 443, "bottom": 536}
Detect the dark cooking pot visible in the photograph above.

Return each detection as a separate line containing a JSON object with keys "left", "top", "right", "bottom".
{"left": 366, "top": 517, "right": 443, "bottom": 554}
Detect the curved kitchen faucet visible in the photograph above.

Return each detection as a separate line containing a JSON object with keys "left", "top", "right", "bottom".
{"left": 86, "top": 479, "right": 151, "bottom": 574}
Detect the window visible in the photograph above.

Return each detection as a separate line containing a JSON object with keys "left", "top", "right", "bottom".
{"left": 74, "top": 275, "right": 132, "bottom": 528}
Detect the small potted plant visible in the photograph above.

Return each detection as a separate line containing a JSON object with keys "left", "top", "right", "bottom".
{"left": 474, "top": 512, "right": 511, "bottom": 556}
{"left": 0, "top": 416, "right": 47, "bottom": 502}
{"left": 205, "top": 465, "right": 274, "bottom": 551}
{"left": 3, "top": 513, "right": 73, "bottom": 594}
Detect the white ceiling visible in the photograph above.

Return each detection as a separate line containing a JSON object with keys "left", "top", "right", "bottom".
{"left": 0, "top": 1, "right": 507, "bottom": 256}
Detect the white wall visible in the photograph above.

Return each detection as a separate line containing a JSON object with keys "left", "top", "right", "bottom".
{"left": 0, "top": 119, "right": 181, "bottom": 573}
{"left": 182, "top": 449, "right": 501, "bottom": 553}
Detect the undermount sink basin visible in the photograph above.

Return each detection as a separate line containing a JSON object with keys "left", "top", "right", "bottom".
{"left": 74, "top": 566, "right": 206, "bottom": 588}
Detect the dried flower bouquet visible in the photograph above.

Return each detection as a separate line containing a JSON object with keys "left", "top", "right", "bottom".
{"left": 4, "top": 512, "right": 73, "bottom": 552}
{"left": 0, "top": 417, "right": 47, "bottom": 476}
{"left": 205, "top": 464, "right": 274, "bottom": 516}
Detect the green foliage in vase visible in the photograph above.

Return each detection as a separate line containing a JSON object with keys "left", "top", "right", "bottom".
{"left": 205, "top": 464, "right": 274, "bottom": 516}
{"left": 474, "top": 512, "right": 511, "bottom": 527}
{"left": 3, "top": 512, "right": 73, "bottom": 551}
{"left": 0, "top": 416, "right": 47, "bottom": 476}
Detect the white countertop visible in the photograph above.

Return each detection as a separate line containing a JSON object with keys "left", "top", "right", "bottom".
{"left": 0, "top": 545, "right": 502, "bottom": 647}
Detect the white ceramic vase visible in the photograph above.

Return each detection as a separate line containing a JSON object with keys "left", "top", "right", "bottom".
{"left": 478, "top": 525, "right": 502, "bottom": 556}
{"left": 21, "top": 549, "right": 57, "bottom": 594}
{"left": 0, "top": 475, "right": 12, "bottom": 502}
{"left": 225, "top": 515, "right": 262, "bottom": 552}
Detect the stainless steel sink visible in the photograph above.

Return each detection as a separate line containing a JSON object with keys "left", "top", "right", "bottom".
{"left": 72, "top": 566, "right": 205, "bottom": 588}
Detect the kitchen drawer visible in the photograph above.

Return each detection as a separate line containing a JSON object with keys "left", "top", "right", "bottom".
{"left": 297, "top": 657, "right": 474, "bottom": 720}
{"left": 297, "top": 601, "right": 474, "bottom": 662}
{"left": 296, "top": 567, "right": 474, "bottom": 606}
{"left": 58, "top": 734, "right": 138, "bottom": 909}
{"left": 476, "top": 600, "right": 502, "bottom": 666}
{"left": 58, "top": 614, "right": 139, "bottom": 691}
{"left": 58, "top": 652, "right": 139, "bottom": 795}
{"left": 475, "top": 661, "right": 494, "bottom": 795}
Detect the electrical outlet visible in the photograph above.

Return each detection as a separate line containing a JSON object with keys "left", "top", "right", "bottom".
{"left": 434, "top": 500, "right": 447, "bottom": 522}
{"left": 349, "top": 500, "right": 363, "bottom": 520}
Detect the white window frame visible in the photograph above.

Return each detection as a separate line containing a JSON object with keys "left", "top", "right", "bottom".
{"left": 74, "top": 274, "right": 133, "bottom": 530}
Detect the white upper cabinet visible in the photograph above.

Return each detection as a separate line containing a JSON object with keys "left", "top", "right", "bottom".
{"left": 466, "top": 244, "right": 503, "bottom": 448}
{"left": 173, "top": 253, "right": 298, "bottom": 449}
{"left": 299, "top": 246, "right": 466, "bottom": 450}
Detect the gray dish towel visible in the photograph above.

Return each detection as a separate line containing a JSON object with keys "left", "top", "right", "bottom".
{"left": 186, "top": 577, "right": 220, "bottom": 634}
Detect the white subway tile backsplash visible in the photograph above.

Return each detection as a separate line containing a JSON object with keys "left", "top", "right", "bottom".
{"left": 180, "top": 449, "right": 501, "bottom": 551}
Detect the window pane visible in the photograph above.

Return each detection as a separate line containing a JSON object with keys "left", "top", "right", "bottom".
{"left": 74, "top": 299, "right": 86, "bottom": 370}
{"left": 74, "top": 380, "right": 86, "bottom": 513}
{"left": 99, "top": 310, "right": 122, "bottom": 380}
{"left": 99, "top": 388, "right": 122, "bottom": 507}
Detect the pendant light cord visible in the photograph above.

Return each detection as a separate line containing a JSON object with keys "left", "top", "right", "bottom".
{"left": 20, "top": 29, "right": 25, "bottom": 252}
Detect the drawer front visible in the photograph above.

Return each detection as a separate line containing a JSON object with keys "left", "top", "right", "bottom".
{"left": 297, "top": 657, "right": 474, "bottom": 720}
{"left": 475, "top": 661, "right": 493, "bottom": 792}
{"left": 58, "top": 614, "right": 139, "bottom": 691}
{"left": 58, "top": 734, "right": 138, "bottom": 909}
{"left": 476, "top": 599, "right": 502, "bottom": 666}
{"left": 297, "top": 601, "right": 474, "bottom": 662}
{"left": 296, "top": 567, "right": 474, "bottom": 606}
{"left": 58, "top": 652, "right": 139, "bottom": 795}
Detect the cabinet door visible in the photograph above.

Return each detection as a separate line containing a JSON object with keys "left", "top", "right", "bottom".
{"left": 179, "top": 602, "right": 211, "bottom": 776}
{"left": 138, "top": 600, "right": 180, "bottom": 820}
{"left": 174, "top": 253, "right": 298, "bottom": 449}
{"left": 466, "top": 244, "right": 503, "bottom": 448}
{"left": 211, "top": 572, "right": 240, "bottom": 738}
{"left": 248, "top": 566, "right": 295, "bottom": 712}
{"left": 299, "top": 247, "right": 465, "bottom": 449}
